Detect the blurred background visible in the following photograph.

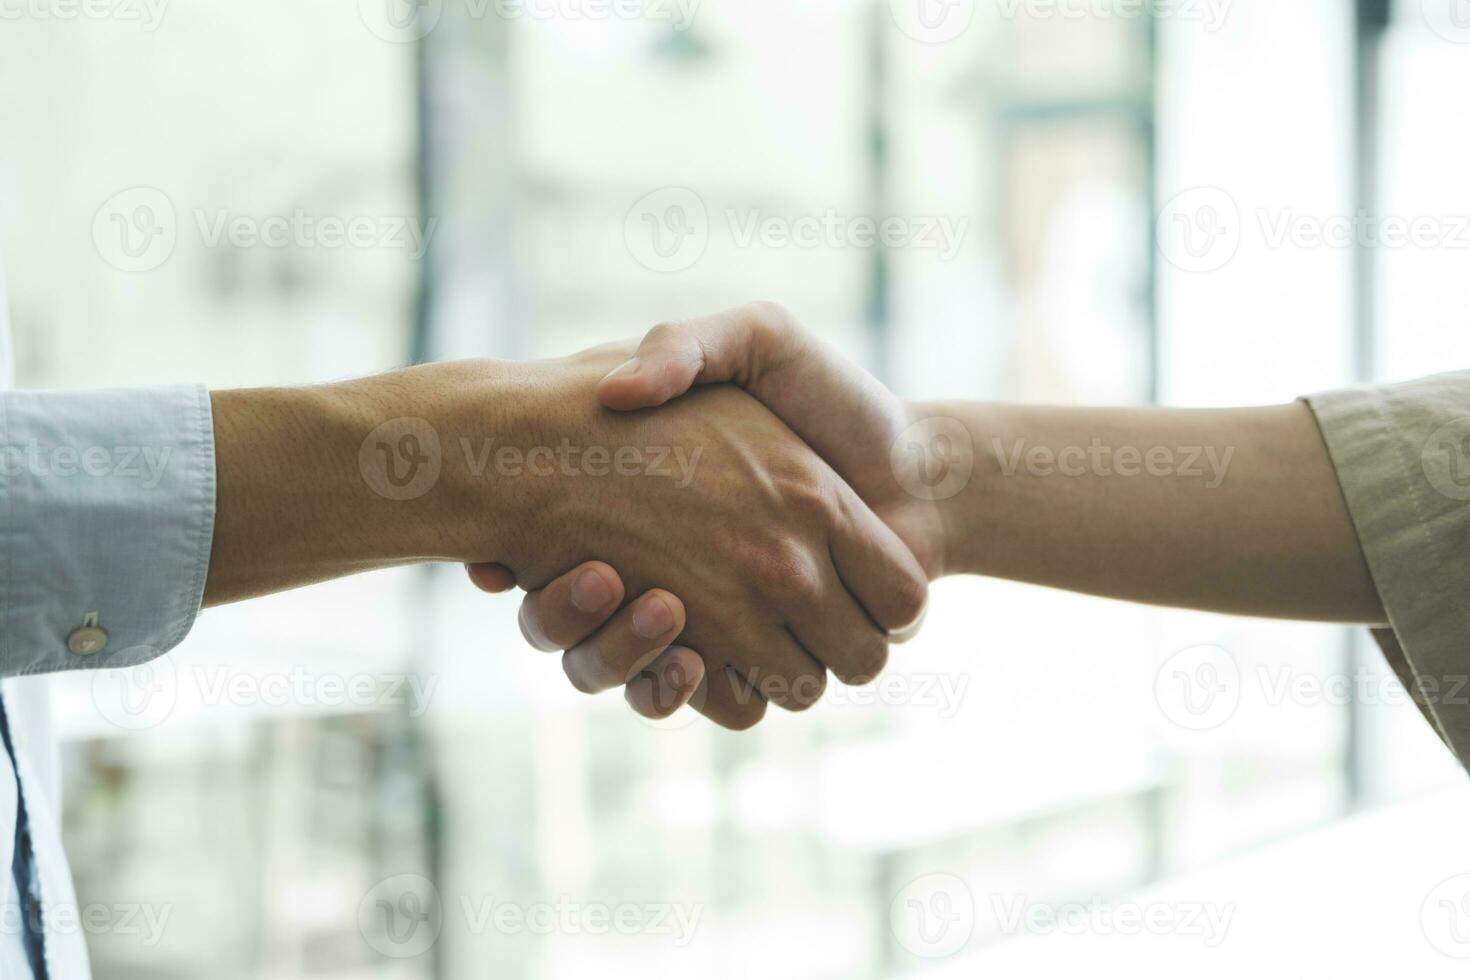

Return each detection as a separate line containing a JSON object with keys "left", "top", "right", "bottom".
{"left": 3, "top": 0, "right": 1470, "bottom": 976}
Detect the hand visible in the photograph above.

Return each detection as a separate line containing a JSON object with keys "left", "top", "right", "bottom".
{"left": 452, "top": 343, "right": 927, "bottom": 728}
{"left": 480, "top": 305, "right": 946, "bottom": 726}
{"left": 467, "top": 560, "right": 707, "bottom": 720}
{"left": 597, "top": 302, "right": 950, "bottom": 580}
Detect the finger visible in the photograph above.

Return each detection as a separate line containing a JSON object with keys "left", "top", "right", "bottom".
{"left": 689, "top": 665, "right": 768, "bottom": 732}
{"left": 561, "top": 590, "right": 686, "bottom": 694}
{"left": 597, "top": 302, "right": 798, "bottom": 411}
{"left": 517, "top": 561, "right": 625, "bottom": 652}
{"left": 624, "top": 646, "right": 706, "bottom": 719}
{"left": 465, "top": 562, "right": 517, "bottom": 594}
{"left": 785, "top": 570, "right": 891, "bottom": 687}
{"left": 828, "top": 483, "right": 930, "bottom": 634}
{"left": 720, "top": 625, "right": 828, "bottom": 712}
{"left": 600, "top": 304, "right": 903, "bottom": 487}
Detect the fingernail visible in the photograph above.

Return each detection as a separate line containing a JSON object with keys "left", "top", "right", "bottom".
{"left": 570, "top": 569, "right": 612, "bottom": 613}
{"left": 602, "top": 358, "right": 641, "bottom": 383}
{"left": 632, "top": 595, "right": 675, "bottom": 639}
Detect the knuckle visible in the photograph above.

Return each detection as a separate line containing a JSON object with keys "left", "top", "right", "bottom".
{"left": 645, "top": 320, "right": 687, "bottom": 350}
{"left": 746, "top": 299, "right": 793, "bottom": 331}
{"left": 888, "top": 573, "right": 930, "bottom": 630}
{"left": 837, "top": 637, "right": 889, "bottom": 686}
{"left": 751, "top": 541, "right": 824, "bottom": 600}
{"left": 780, "top": 672, "right": 828, "bottom": 711}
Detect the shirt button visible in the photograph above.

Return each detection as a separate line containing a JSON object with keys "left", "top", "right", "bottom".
{"left": 68, "top": 626, "right": 109, "bottom": 656}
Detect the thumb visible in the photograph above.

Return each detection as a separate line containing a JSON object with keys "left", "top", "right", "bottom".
{"left": 597, "top": 330, "right": 706, "bottom": 411}
{"left": 597, "top": 302, "right": 797, "bottom": 412}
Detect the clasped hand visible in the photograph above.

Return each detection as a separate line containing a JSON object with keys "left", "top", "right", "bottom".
{"left": 465, "top": 303, "right": 941, "bottom": 730}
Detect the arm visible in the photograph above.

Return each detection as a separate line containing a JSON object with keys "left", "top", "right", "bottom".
{"left": 204, "top": 348, "right": 927, "bottom": 729}
{"left": 592, "top": 301, "right": 1384, "bottom": 625}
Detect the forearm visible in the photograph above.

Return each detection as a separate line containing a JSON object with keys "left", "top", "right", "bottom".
{"left": 205, "top": 362, "right": 521, "bottom": 606}
{"left": 925, "top": 399, "right": 1386, "bottom": 625}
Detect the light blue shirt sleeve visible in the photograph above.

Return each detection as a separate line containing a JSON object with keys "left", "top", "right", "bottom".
{"left": 0, "top": 385, "right": 216, "bottom": 677}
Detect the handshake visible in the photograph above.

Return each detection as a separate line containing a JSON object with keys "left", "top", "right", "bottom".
{"left": 461, "top": 301, "right": 946, "bottom": 730}
{"left": 208, "top": 300, "right": 1384, "bottom": 729}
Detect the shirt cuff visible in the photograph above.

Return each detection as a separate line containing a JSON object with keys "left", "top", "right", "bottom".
{"left": 1304, "top": 372, "right": 1470, "bottom": 771}
{"left": 0, "top": 385, "right": 216, "bottom": 676}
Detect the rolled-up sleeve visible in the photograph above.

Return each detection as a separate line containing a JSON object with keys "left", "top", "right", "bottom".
{"left": 1305, "top": 371, "right": 1470, "bottom": 771}
{"left": 0, "top": 385, "right": 216, "bottom": 677}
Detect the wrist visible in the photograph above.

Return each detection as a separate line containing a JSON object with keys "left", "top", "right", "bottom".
{"left": 358, "top": 358, "right": 554, "bottom": 567}
{"left": 899, "top": 399, "right": 992, "bottom": 580}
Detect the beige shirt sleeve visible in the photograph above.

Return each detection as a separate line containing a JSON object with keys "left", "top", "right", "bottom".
{"left": 1305, "top": 371, "right": 1470, "bottom": 771}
